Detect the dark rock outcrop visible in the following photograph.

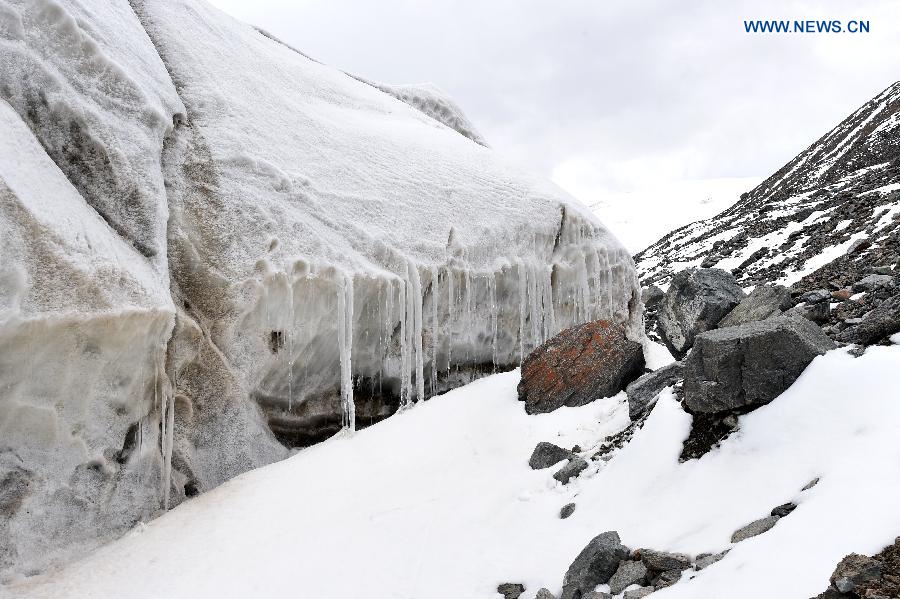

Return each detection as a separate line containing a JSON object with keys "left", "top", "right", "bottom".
{"left": 684, "top": 316, "right": 835, "bottom": 414}
{"left": 560, "top": 531, "right": 630, "bottom": 599}
{"left": 497, "top": 582, "right": 526, "bottom": 599}
{"left": 718, "top": 284, "right": 793, "bottom": 328}
{"left": 657, "top": 268, "right": 746, "bottom": 359}
{"left": 625, "top": 362, "right": 683, "bottom": 421}
{"left": 518, "top": 321, "right": 645, "bottom": 415}
{"left": 837, "top": 294, "right": 900, "bottom": 345}
{"left": 831, "top": 554, "right": 883, "bottom": 594}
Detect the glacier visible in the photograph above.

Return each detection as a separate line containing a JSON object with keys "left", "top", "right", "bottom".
{"left": 0, "top": 0, "right": 641, "bottom": 579}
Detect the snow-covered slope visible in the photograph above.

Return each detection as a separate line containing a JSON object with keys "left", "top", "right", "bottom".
{"left": 637, "top": 82, "right": 900, "bottom": 291}
{"left": 0, "top": 0, "right": 639, "bottom": 580}
{"left": 10, "top": 343, "right": 900, "bottom": 599}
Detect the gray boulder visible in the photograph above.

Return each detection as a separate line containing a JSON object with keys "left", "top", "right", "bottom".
{"left": 497, "top": 583, "right": 526, "bottom": 599}
{"left": 852, "top": 274, "right": 895, "bottom": 293}
{"left": 625, "top": 362, "right": 684, "bottom": 421}
{"left": 560, "top": 503, "right": 576, "bottom": 519}
{"left": 623, "top": 587, "right": 654, "bottom": 599}
{"left": 695, "top": 550, "right": 728, "bottom": 570}
{"left": 718, "top": 284, "right": 793, "bottom": 328}
{"left": 657, "top": 268, "right": 746, "bottom": 359}
{"left": 831, "top": 553, "right": 883, "bottom": 594}
{"left": 771, "top": 502, "right": 797, "bottom": 518}
{"left": 529, "top": 442, "right": 575, "bottom": 470}
{"left": 838, "top": 295, "right": 900, "bottom": 345}
{"left": 535, "top": 590, "right": 557, "bottom": 599}
{"left": 652, "top": 569, "right": 682, "bottom": 589}
{"left": 731, "top": 515, "right": 779, "bottom": 543}
{"left": 609, "top": 560, "right": 648, "bottom": 595}
{"left": 787, "top": 301, "right": 831, "bottom": 324}
{"left": 640, "top": 549, "right": 692, "bottom": 572}
{"left": 684, "top": 316, "right": 836, "bottom": 414}
{"left": 560, "top": 531, "right": 630, "bottom": 599}
{"left": 553, "top": 457, "right": 589, "bottom": 485}
{"left": 642, "top": 285, "right": 665, "bottom": 310}
{"left": 799, "top": 289, "right": 832, "bottom": 304}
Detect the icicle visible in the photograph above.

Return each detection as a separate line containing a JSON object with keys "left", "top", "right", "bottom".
{"left": 447, "top": 267, "right": 454, "bottom": 378}
{"left": 287, "top": 272, "right": 295, "bottom": 412}
{"left": 410, "top": 263, "right": 425, "bottom": 403}
{"left": 518, "top": 259, "right": 527, "bottom": 364}
{"left": 430, "top": 266, "right": 439, "bottom": 395}
{"left": 337, "top": 273, "right": 355, "bottom": 431}
{"left": 162, "top": 389, "right": 174, "bottom": 510}
{"left": 488, "top": 272, "right": 498, "bottom": 371}
{"left": 399, "top": 276, "right": 411, "bottom": 407}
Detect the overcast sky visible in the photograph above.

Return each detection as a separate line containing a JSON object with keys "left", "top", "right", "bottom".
{"left": 208, "top": 0, "right": 899, "bottom": 250}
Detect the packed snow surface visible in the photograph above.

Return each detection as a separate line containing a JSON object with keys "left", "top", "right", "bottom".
{"left": 12, "top": 345, "right": 900, "bottom": 599}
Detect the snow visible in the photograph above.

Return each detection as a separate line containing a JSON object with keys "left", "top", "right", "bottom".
{"left": 11, "top": 345, "right": 900, "bottom": 599}
{"left": 778, "top": 231, "right": 868, "bottom": 286}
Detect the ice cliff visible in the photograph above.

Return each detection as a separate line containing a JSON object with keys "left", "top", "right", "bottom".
{"left": 0, "top": 0, "right": 641, "bottom": 579}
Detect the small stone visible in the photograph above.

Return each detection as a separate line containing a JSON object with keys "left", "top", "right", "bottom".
{"left": 609, "top": 560, "right": 649, "bottom": 595}
{"left": 830, "top": 553, "right": 883, "bottom": 594}
{"left": 695, "top": 550, "right": 728, "bottom": 570}
{"left": 535, "top": 589, "right": 557, "bottom": 599}
{"left": 847, "top": 239, "right": 872, "bottom": 255}
{"left": 560, "top": 503, "right": 576, "bottom": 519}
{"left": 640, "top": 548, "right": 692, "bottom": 572}
{"left": 553, "top": 457, "right": 588, "bottom": 485}
{"left": 731, "top": 515, "right": 779, "bottom": 543}
{"left": 799, "top": 289, "right": 832, "bottom": 304}
{"left": 529, "top": 442, "right": 574, "bottom": 470}
{"left": 497, "top": 583, "right": 526, "bottom": 599}
{"left": 771, "top": 502, "right": 797, "bottom": 518}
{"left": 652, "top": 569, "right": 682, "bottom": 589}
{"left": 623, "top": 587, "right": 654, "bottom": 599}
{"left": 802, "top": 477, "right": 820, "bottom": 491}
{"left": 560, "top": 531, "right": 630, "bottom": 599}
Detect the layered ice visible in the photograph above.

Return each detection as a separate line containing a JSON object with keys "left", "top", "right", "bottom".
{"left": 0, "top": 0, "right": 641, "bottom": 580}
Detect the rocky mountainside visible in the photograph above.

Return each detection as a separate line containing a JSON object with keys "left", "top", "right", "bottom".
{"left": 0, "top": 0, "right": 640, "bottom": 580}
{"left": 637, "top": 81, "right": 900, "bottom": 294}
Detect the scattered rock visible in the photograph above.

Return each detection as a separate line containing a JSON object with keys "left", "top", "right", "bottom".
{"left": 623, "top": 587, "right": 654, "bottom": 599}
{"left": 837, "top": 295, "right": 900, "bottom": 345}
{"left": 497, "top": 582, "right": 526, "bottom": 599}
{"left": 560, "top": 503, "right": 576, "bottom": 519}
{"left": 831, "top": 554, "right": 883, "bottom": 594}
{"left": 529, "top": 442, "right": 575, "bottom": 470}
{"left": 560, "top": 531, "right": 630, "bottom": 599}
{"left": 609, "top": 560, "right": 649, "bottom": 595}
{"left": 852, "top": 274, "right": 895, "bottom": 293}
{"left": 831, "top": 289, "right": 852, "bottom": 302}
{"left": 731, "top": 515, "right": 779, "bottom": 543}
{"left": 800, "top": 289, "right": 832, "bottom": 304}
{"left": 651, "top": 569, "right": 682, "bottom": 589}
{"left": 771, "top": 502, "right": 797, "bottom": 518}
{"left": 695, "top": 551, "right": 728, "bottom": 570}
{"left": 518, "top": 321, "right": 645, "bottom": 415}
{"left": 535, "top": 590, "right": 557, "bottom": 599}
{"left": 802, "top": 477, "right": 820, "bottom": 491}
{"left": 679, "top": 411, "right": 741, "bottom": 460}
{"left": 640, "top": 548, "right": 692, "bottom": 573}
{"left": 553, "top": 457, "right": 588, "bottom": 485}
{"left": 625, "top": 361, "right": 684, "bottom": 421}
{"left": 657, "top": 268, "right": 746, "bottom": 359}
{"left": 718, "top": 284, "right": 793, "bottom": 327}
{"left": 683, "top": 316, "right": 836, "bottom": 414}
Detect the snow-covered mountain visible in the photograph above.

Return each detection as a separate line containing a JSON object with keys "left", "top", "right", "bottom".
{"left": 637, "top": 82, "right": 900, "bottom": 292}
{"left": 0, "top": 0, "right": 640, "bottom": 580}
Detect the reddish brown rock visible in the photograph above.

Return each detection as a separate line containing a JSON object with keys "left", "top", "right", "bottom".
{"left": 518, "top": 320, "right": 644, "bottom": 415}
{"left": 831, "top": 289, "right": 853, "bottom": 301}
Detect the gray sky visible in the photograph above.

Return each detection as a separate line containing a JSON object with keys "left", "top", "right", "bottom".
{"left": 207, "top": 0, "right": 899, "bottom": 250}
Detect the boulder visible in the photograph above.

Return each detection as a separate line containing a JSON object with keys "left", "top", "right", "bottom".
{"left": 560, "top": 503, "right": 577, "bottom": 519}
{"left": 657, "top": 268, "right": 746, "bottom": 359}
{"left": 625, "top": 362, "right": 684, "bottom": 421}
{"left": 623, "top": 587, "right": 654, "bottom": 599}
{"left": 535, "top": 590, "right": 557, "bottom": 599}
{"left": 830, "top": 554, "right": 883, "bottom": 594}
{"left": 560, "top": 531, "right": 630, "bottom": 599}
{"left": 852, "top": 274, "right": 895, "bottom": 293}
{"left": 771, "top": 502, "right": 797, "bottom": 518}
{"left": 609, "top": 560, "right": 649, "bottom": 595}
{"left": 837, "top": 295, "right": 900, "bottom": 345}
{"left": 583, "top": 592, "right": 612, "bottom": 599}
{"left": 554, "top": 457, "right": 589, "bottom": 485}
{"left": 529, "top": 442, "right": 575, "bottom": 470}
{"left": 831, "top": 289, "right": 852, "bottom": 302}
{"left": 642, "top": 285, "right": 665, "bottom": 310}
{"left": 684, "top": 316, "right": 836, "bottom": 414}
{"left": 519, "top": 321, "right": 645, "bottom": 415}
{"left": 718, "top": 284, "right": 793, "bottom": 328}
{"left": 652, "top": 569, "right": 682, "bottom": 589}
{"left": 640, "top": 549, "right": 692, "bottom": 572}
{"left": 731, "top": 515, "right": 779, "bottom": 543}
{"left": 787, "top": 301, "right": 831, "bottom": 324}
{"left": 497, "top": 583, "right": 526, "bottom": 599}
{"left": 799, "top": 289, "right": 832, "bottom": 304}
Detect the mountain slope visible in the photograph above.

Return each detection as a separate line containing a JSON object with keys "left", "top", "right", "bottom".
{"left": 637, "top": 82, "right": 900, "bottom": 292}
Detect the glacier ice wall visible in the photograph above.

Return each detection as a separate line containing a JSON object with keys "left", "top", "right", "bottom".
{"left": 0, "top": 0, "right": 642, "bottom": 580}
